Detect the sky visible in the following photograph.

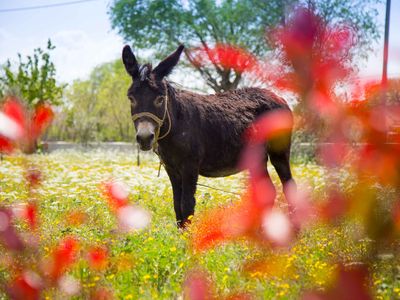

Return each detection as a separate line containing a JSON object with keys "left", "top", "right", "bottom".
{"left": 0, "top": 0, "right": 122, "bottom": 82}
{"left": 0, "top": 0, "right": 399, "bottom": 85}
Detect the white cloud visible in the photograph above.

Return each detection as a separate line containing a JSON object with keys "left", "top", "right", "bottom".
{"left": 0, "top": 27, "right": 123, "bottom": 83}
{"left": 51, "top": 30, "right": 123, "bottom": 82}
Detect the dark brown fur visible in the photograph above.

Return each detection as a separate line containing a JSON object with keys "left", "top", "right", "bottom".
{"left": 122, "top": 45, "right": 294, "bottom": 228}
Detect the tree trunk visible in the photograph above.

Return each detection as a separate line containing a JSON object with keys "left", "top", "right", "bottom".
{"left": 219, "top": 70, "right": 242, "bottom": 92}
{"left": 21, "top": 138, "right": 38, "bottom": 154}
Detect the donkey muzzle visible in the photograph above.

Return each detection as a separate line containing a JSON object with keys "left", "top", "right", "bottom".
{"left": 136, "top": 120, "right": 156, "bottom": 151}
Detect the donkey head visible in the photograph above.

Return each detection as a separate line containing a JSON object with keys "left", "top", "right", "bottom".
{"left": 122, "top": 45, "right": 184, "bottom": 151}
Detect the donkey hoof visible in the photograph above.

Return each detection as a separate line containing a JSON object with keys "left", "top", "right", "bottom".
{"left": 177, "top": 219, "right": 192, "bottom": 230}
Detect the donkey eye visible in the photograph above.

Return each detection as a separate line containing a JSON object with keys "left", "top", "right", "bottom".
{"left": 129, "top": 97, "right": 137, "bottom": 107}
{"left": 154, "top": 96, "right": 164, "bottom": 107}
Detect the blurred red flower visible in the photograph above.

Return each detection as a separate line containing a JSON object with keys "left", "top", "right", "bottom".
{"left": 7, "top": 271, "right": 43, "bottom": 300}
{"left": 24, "top": 202, "right": 38, "bottom": 230}
{"left": 191, "top": 44, "right": 257, "bottom": 74}
{"left": 25, "top": 168, "right": 42, "bottom": 187}
{"left": 88, "top": 246, "right": 109, "bottom": 270}
{"left": 90, "top": 287, "right": 114, "bottom": 300}
{"left": 0, "top": 97, "right": 54, "bottom": 153}
{"left": 0, "top": 207, "right": 25, "bottom": 251}
{"left": 184, "top": 269, "right": 215, "bottom": 300}
{"left": 302, "top": 265, "right": 371, "bottom": 300}
{"left": 101, "top": 181, "right": 129, "bottom": 211}
{"left": 46, "top": 236, "right": 79, "bottom": 281}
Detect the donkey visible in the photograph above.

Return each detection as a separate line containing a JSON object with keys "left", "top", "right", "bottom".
{"left": 122, "top": 44, "right": 294, "bottom": 228}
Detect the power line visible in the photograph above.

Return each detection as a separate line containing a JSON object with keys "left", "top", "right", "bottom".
{"left": 0, "top": 0, "right": 99, "bottom": 13}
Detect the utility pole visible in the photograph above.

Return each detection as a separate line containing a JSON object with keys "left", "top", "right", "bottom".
{"left": 382, "top": 0, "right": 391, "bottom": 141}
{"left": 382, "top": 0, "right": 391, "bottom": 87}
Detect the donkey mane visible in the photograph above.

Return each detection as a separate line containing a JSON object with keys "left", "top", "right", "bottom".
{"left": 138, "top": 64, "right": 152, "bottom": 82}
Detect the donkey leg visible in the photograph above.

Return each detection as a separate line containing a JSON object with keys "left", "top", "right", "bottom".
{"left": 261, "top": 150, "right": 277, "bottom": 205}
{"left": 269, "top": 149, "right": 296, "bottom": 201}
{"left": 165, "top": 167, "right": 184, "bottom": 227}
{"left": 180, "top": 165, "right": 199, "bottom": 228}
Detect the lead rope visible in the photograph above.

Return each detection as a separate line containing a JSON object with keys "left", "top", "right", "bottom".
{"left": 157, "top": 82, "right": 172, "bottom": 141}
{"left": 155, "top": 82, "right": 171, "bottom": 177}
{"left": 155, "top": 153, "right": 242, "bottom": 195}
{"left": 132, "top": 81, "right": 171, "bottom": 172}
{"left": 196, "top": 183, "right": 242, "bottom": 196}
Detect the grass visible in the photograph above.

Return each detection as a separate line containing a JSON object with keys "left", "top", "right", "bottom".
{"left": 0, "top": 150, "right": 399, "bottom": 299}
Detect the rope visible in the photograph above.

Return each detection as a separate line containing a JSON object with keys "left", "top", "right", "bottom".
{"left": 158, "top": 82, "right": 172, "bottom": 140}
{"left": 137, "top": 146, "right": 140, "bottom": 166}
{"left": 196, "top": 183, "right": 242, "bottom": 196}
{"left": 155, "top": 158, "right": 242, "bottom": 195}
{"left": 154, "top": 153, "right": 240, "bottom": 195}
{"left": 158, "top": 101, "right": 171, "bottom": 140}
{"left": 131, "top": 81, "right": 171, "bottom": 142}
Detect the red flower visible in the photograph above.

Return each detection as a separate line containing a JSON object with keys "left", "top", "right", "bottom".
{"left": 0, "top": 97, "right": 54, "bottom": 153}
{"left": 0, "top": 98, "right": 25, "bottom": 152}
{"left": 183, "top": 269, "right": 215, "bottom": 300}
{"left": 100, "top": 181, "right": 129, "bottom": 211}
{"left": 0, "top": 136, "right": 14, "bottom": 153}
{"left": 271, "top": 9, "right": 353, "bottom": 118}
{"left": 318, "top": 189, "right": 348, "bottom": 222}
{"left": 2, "top": 97, "right": 27, "bottom": 130}
{"left": 0, "top": 207, "right": 25, "bottom": 251}
{"left": 7, "top": 271, "right": 43, "bottom": 300}
{"left": 88, "top": 246, "right": 108, "bottom": 270}
{"left": 24, "top": 202, "right": 38, "bottom": 230}
{"left": 302, "top": 264, "right": 371, "bottom": 300}
{"left": 245, "top": 110, "right": 294, "bottom": 144}
{"left": 25, "top": 168, "right": 42, "bottom": 187}
{"left": 30, "top": 103, "right": 54, "bottom": 140}
{"left": 47, "top": 236, "right": 79, "bottom": 281}
{"left": 209, "top": 44, "right": 257, "bottom": 73}
{"left": 90, "top": 287, "right": 114, "bottom": 300}
{"left": 191, "top": 44, "right": 258, "bottom": 74}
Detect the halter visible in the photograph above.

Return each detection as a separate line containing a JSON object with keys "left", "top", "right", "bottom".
{"left": 131, "top": 82, "right": 172, "bottom": 141}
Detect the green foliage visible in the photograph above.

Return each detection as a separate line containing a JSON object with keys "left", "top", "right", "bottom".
{"left": 109, "top": 0, "right": 381, "bottom": 92}
{"left": 110, "top": 0, "right": 286, "bottom": 56}
{"left": 0, "top": 40, "right": 64, "bottom": 107}
{"left": 109, "top": 0, "right": 289, "bottom": 92}
{"left": 366, "top": 79, "right": 400, "bottom": 106}
{"left": 291, "top": 129, "right": 317, "bottom": 163}
{"left": 47, "top": 60, "right": 134, "bottom": 142}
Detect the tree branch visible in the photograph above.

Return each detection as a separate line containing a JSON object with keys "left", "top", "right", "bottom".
{"left": 193, "top": 29, "right": 224, "bottom": 76}
{"left": 231, "top": 72, "right": 242, "bottom": 89}
{"left": 183, "top": 49, "right": 221, "bottom": 92}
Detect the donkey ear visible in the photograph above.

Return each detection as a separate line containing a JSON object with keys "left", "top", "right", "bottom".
{"left": 122, "top": 45, "right": 139, "bottom": 78}
{"left": 152, "top": 45, "right": 184, "bottom": 80}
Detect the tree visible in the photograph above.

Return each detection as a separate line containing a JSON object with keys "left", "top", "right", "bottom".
{"left": 0, "top": 40, "right": 64, "bottom": 107}
{"left": 0, "top": 40, "right": 64, "bottom": 153}
{"left": 110, "top": 0, "right": 289, "bottom": 92}
{"left": 47, "top": 60, "right": 134, "bottom": 143}
{"left": 365, "top": 79, "right": 400, "bottom": 106}
{"left": 109, "top": 0, "right": 381, "bottom": 92}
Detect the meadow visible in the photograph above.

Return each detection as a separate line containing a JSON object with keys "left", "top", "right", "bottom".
{"left": 0, "top": 150, "right": 399, "bottom": 299}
